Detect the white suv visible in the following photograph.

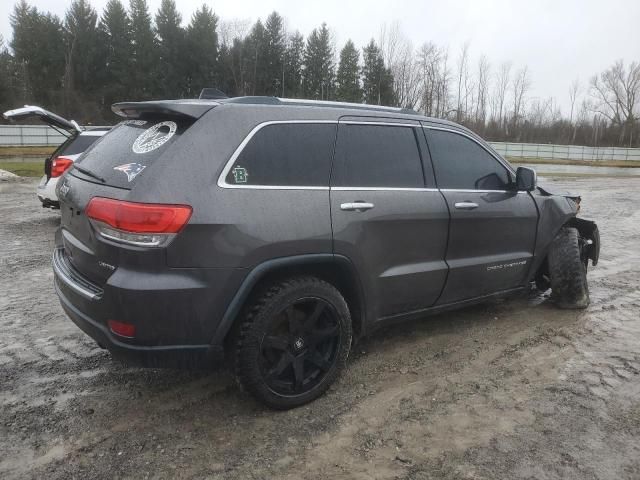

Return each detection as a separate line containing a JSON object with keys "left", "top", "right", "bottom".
{"left": 3, "top": 106, "right": 109, "bottom": 208}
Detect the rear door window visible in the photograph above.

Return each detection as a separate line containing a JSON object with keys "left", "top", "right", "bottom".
{"left": 224, "top": 123, "right": 337, "bottom": 187}
{"left": 331, "top": 124, "right": 424, "bottom": 188}
{"left": 72, "top": 119, "right": 190, "bottom": 188}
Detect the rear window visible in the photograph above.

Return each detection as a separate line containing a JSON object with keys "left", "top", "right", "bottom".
{"left": 73, "top": 119, "right": 190, "bottom": 188}
{"left": 61, "top": 134, "right": 102, "bottom": 156}
{"left": 224, "top": 123, "right": 336, "bottom": 187}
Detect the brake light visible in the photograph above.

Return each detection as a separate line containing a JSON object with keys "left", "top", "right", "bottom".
{"left": 108, "top": 320, "right": 136, "bottom": 338}
{"left": 51, "top": 156, "right": 74, "bottom": 177}
{"left": 86, "top": 197, "right": 192, "bottom": 247}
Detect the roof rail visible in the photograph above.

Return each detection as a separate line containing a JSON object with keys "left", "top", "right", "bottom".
{"left": 220, "top": 96, "right": 419, "bottom": 115}
{"left": 278, "top": 98, "right": 419, "bottom": 115}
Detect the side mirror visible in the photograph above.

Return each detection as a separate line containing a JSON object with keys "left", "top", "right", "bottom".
{"left": 516, "top": 166, "right": 537, "bottom": 191}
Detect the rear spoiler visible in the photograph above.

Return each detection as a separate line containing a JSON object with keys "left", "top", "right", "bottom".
{"left": 112, "top": 100, "right": 219, "bottom": 120}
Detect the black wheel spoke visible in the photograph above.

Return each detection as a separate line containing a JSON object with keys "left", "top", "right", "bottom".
{"left": 307, "top": 324, "right": 339, "bottom": 347}
{"left": 293, "top": 357, "right": 304, "bottom": 391}
{"left": 285, "top": 307, "right": 302, "bottom": 335}
{"left": 303, "top": 300, "right": 325, "bottom": 330}
{"left": 307, "top": 350, "right": 332, "bottom": 372}
{"left": 267, "top": 352, "right": 293, "bottom": 380}
{"left": 262, "top": 335, "right": 289, "bottom": 351}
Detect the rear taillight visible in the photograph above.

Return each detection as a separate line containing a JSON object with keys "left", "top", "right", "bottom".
{"left": 86, "top": 197, "right": 192, "bottom": 247}
{"left": 51, "top": 156, "right": 74, "bottom": 177}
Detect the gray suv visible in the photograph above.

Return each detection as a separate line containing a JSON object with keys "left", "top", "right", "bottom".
{"left": 53, "top": 97, "right": 600, "bottom": 408}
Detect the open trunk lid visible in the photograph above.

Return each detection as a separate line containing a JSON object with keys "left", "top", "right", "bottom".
{"left": 3, "top": 105, "right": 83, "bottom": 133}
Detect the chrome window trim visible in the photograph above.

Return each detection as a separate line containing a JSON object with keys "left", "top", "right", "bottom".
{"left": 332, "top": 186, "right": 438, "bottom": 192}
{"left": 218, "top": 119, "right": 423, "bottom": 190}
{"left": 217, "top": 120, "right": 338, "bottom": 189}
{"left": 423, "top": 126, "right": 516, "bottom": 175}
{"left": 439, "top": 188, "right": 529, "bottom": 194}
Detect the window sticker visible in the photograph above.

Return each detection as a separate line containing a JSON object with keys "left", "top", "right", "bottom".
{"left": 114, "top": 163, "right": 146, "bottom": 182}
{"left": 132, "top": 121, "right": 177, "bottom": 154}
{"left": 232, "top": 166, "right": 248, "bottom": 183}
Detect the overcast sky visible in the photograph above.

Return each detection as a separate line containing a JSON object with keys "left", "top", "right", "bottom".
{"left": 1, "top": 0, "right": 639, "bottom": 114}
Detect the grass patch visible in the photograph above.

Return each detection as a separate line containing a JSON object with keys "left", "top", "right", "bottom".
{"left": 507, "top": 156, "right": 640, "bottom": 168}
{"left": 0, "top": 145, "right": 56, "bottom": 157}
{"left": 0, "top": 161, "right": 43, "bottom": 177}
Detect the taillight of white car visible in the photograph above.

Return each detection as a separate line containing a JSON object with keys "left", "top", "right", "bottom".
{"left": 51, "top": 156, "right": 74, "bottom": 177}
{"left": 85, "top": 197, "right": 192, "bottom": 247}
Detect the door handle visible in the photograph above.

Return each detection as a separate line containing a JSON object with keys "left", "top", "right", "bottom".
{"left": 340, "top": 202, "right": 375, "bottom": 212}
{"left": 454, "top": 202, "right": 479, "bottom": 210}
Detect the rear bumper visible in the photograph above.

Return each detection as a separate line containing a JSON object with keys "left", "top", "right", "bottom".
{"left": 37, "top": 175, "right": 60, "bottom": 208}
{"left": 52, "top": 243, "right": 245, "bottom": 369}
{"left": 56, "top": 280, "right": 224, "bottom": 368}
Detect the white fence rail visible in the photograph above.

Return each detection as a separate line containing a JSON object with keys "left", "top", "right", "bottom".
{"left": 491, "top": 142, "right": 640, "bottom": 162}
{"left": 0, "top": 125, "right": 108, "bottom": 146}
{"left": 1, "top": 125, "right": 639, "bottom": 162}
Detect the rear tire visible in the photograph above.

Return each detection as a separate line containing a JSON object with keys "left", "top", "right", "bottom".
{"left": 235, "top": 276, "right": 352, "bottom": 409}
{"left": 548, "top": 227, "right": 590, "bottom": 309}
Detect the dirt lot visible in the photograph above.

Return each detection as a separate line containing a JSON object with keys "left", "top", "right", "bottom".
{"left": 1, "top": 176, "right": 639, "bottom": 480}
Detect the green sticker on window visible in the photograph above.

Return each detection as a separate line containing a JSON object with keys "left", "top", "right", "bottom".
{"left": 232, "top": 166, "right": 248, "bottom": 183}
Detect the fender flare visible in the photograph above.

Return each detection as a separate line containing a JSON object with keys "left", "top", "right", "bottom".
{"left": 210, "top": 253, "right": 366, "bottom": 346}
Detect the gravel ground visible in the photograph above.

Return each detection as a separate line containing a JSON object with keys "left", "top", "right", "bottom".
{"left": 1, "top": 176, "right": 639, "bottom": 479}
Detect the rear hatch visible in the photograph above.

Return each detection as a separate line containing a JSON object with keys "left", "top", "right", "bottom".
{"left": 57, "top": 100, "right": 217, "bottom": 286}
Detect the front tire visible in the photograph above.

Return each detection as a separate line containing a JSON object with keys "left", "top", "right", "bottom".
{"left": 548, "top": 227, "right": 590, "bottom": 309}
{"left": 235, "top": 276, "right": 352, "bottom": 409}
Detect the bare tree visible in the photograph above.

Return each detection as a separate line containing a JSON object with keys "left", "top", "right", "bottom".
{"left": 417, "top": 42, "right": 452, "bottom": 117}
{"left": 490, "top": 61, "right": 511, "bottom": 131}
{"left": 589, "top": 60, "right": 640, "bottom": 146}
{"left": 511, "top": 66, "right": 530, "bottom": 133}
{"left": 474, "top": 55, "right": 490, "bottom": 129}
{"left": 455, "top": 41, "right": 471, "bottom": 123}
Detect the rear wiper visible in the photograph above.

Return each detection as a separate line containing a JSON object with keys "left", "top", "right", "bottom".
{"left": 73, "top": 164, "right": 105, "bottom": 183}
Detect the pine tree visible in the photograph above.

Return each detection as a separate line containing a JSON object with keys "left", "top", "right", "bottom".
{"left": 10, "top": 1, "right": 65, "bottom": 109}
{"left": 263, "top": 12, "right": 285, "bottom": 96}
{"left": 97, "top": 0, "right": 131, "bottom": 111}
{"left": 244, "top": 20, "right": 266, "bottom": 95}
{"left": 129, "top": 0, "right": 157, "bottom": 99}
{"left": 283, "top": 31, "right": 304, "bottom": 98}
{"left": 335, "top": 39, "right": 361, "bottom": 103}
{"left": 155, "top": 0, "right": 185, "bottom": 98}
{"left": 303, "top": 23, "right": 334, "bottom": 100}
{"left": 185, "top": 5, "right": 218, "bottom": 96}
{"left": 361, "top": 39, "right": 394, "bottom": 106}
{"left": 64, "top": 0, "right": 99, "bottom": 117}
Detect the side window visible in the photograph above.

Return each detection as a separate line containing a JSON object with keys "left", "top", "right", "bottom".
{"left": 427, "top": 129, "right": 511, "bottom": 190}
{"left": 332, "top": 124, "right": 424, "bottom": 188}
{"left": 225, "top": 123, "right": 336, "bottom": 186}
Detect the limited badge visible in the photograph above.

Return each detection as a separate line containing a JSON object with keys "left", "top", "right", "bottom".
{"left": 232, "top": 166, "right": 248, "bottom": 183}
{"left": 132, "top": 121, "right": 177, "bottom": 154}
{"left": 114, "top": 163, "right": 146, "bottom": 182}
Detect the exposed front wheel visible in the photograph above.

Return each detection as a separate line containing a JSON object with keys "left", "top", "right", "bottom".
{"left": 548, "top": 227, "right": 590, "bottom": 309}
{"left": 235, "top": 276, "right": 352, "bottom": 409}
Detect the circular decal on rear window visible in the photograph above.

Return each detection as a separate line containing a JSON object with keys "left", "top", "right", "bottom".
{"left": 132, "top": 121, "right": 177, "bottom": 154}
